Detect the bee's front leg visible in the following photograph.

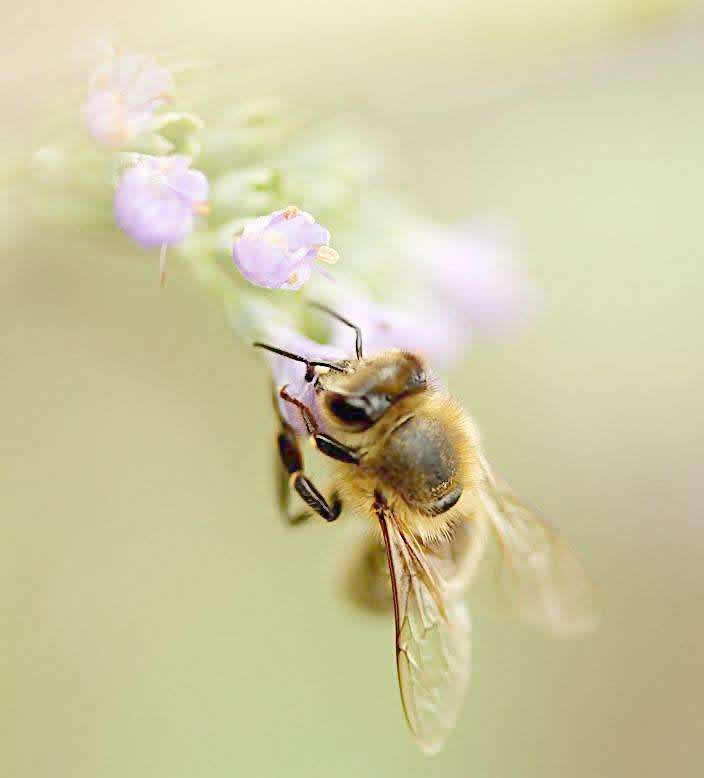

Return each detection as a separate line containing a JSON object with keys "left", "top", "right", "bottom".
{"left": 310, "top": 433, "right": 360, "bottom": 465}
{"left": 279, "top": 386, "right": 360, "bottom": 465}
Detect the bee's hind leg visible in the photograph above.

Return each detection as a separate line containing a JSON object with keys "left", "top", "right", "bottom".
{"left": 276, "top": 424, "right": 341, "bottom": 522}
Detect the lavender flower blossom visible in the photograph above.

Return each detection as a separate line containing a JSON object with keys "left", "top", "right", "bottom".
{"left": 82, "top": 51, "right": 173, "bottom": 148}
{"left": 114, "top": 155, "right": 208, "bottom": 283}
{"left": 263, "top": 326, "right": 347, "bottom": 435}
{"left": 233, "top": 207, "right": 338, "bottom": 290}
{"left": 324, "top": 289, "right": 466, "bottom": 369}
{"left": 405, "top": 224, "right": 533, "bottom": 335}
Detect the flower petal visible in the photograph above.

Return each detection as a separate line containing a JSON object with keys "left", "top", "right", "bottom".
{"left": 262, "top": 326, "right": 347, "bottom": 435}
{"left": 169, "top": 168, "right": 209, "bottom": 202}
{"left": 114, "top": 155, "right": 206, "bottom": 248}
{"left": 232, "top": 208, "right": 335, "bottom": 291}
{"left": 233, "top": 237, "right": 296, "bottom": 288}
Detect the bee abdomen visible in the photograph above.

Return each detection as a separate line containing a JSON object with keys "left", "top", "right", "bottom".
{"left": 375, "top": 414, "right": 461, "bottom": 514}
{"left": 427, "top": 487, "right": 463, "bottom": 516}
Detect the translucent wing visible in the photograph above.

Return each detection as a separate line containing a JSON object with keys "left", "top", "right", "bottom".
{"left": 478, "top": 454, "right": 598, "bottom": 637}
{"left": 377, "top": 509, "right": 472, "bottom": 755}
{"left": 341, "top": 516, "right": 488, "bottom": 613}
{"left": 443, "top": 511, "right": 490, "bottom": 596}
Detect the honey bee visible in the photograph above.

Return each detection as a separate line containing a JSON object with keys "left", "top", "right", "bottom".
{"left": 255, "top": 304, "right": 596, "bottom": 755}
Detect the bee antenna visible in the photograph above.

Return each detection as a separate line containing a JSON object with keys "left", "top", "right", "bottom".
{"left": 308, "top": 302, "right": 363, "bottom": 360}
{"left": 252, "top": 342, "right": 346, "bottom": 382}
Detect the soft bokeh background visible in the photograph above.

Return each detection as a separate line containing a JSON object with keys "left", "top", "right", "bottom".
{"left": 3, "top": 2, "right": 704, "bottom": 776}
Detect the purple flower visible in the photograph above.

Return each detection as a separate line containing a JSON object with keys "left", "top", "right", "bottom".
{"left": 233, "top": 207, "right": 338, "bottom": 290}
{"left": 324, "top": 289, "right": 466, "bottom": 369}
{"left": 263, "top": 326, "right": 347, "bottom": 435}
{"left": 405, "top": 224, "right": 534, "bottom": 335}
{"left": 114, "top": 155, "right": 208, "bottom": 284}
{"left": 82, "top": 51, "right": 173, "bottom": 148}
{"left": 114, "top": 155, "right": 208, "bottom": 247}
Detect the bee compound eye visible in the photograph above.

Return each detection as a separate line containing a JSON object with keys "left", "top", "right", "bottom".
{"left": 328, "top": 394, "right": 372, "bottom": 426}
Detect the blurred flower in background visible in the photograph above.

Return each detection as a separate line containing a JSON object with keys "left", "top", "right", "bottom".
{"left": 403, "top": 223, "right": 534, "bottom": 336}
{"left": 114, "top": 155, "right": 209, "bottom": 248}
{"left": 114, "top": 154, "right": 208, "bottom": 284}
{"left": 82, "top": 49, "right": 173, "bottom": 149}
{"left": 320, "top": 286, "right": 467, "bottom": 368}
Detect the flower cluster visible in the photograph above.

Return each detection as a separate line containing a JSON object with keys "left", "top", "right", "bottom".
{"left": 238, "top": 221, "right": 530, "bottom": 369}
{"left": 79, "top": 50, "right": 213, "bottom": 284}
{"left": 25, "top": 41, "right": 533, "bottom": 394}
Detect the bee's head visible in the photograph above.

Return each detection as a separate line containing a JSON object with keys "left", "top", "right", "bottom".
{"left": 320, "top": 350, "right": 427, "bottom": 431}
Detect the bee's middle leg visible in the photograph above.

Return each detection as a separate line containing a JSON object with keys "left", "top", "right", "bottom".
{"left": 272, "top": 390, "right": 313, "bottom": 525}
{"left": 276, "top": 422, "right": 341, "bottom": 523}
{"left": 274, "top": 439, "right": 309, "bottom": 525}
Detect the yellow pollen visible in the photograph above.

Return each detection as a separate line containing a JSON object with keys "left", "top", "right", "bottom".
{"left": 194, "top": 201, "right": 210, "bottom": 216}
{"left": 282, "top": 205, "right": 299, "bottom": 219}
{"left": 316, "top": 245, "right": 339, "bottom": 264}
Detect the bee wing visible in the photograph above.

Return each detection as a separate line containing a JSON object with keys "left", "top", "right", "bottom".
{"left": 444, "top": 511, "right": 490, "bottom": 596}
{"left": 342, "top": 517, "right": 487, "bottom": 613}
{"left": 378, "top": 512, "right": 472, "bottom": 755}
{"left": 478, "top": 454, "right": 598, "bottom": 637}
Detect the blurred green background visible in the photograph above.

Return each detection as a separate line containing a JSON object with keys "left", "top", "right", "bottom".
{"left": 3, "top": 2, "right": 704, "bottom": 776}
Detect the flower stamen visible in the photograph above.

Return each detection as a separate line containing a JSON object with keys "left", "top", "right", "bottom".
{"left": 316, "top": 246, "right": 339, "bottom": 264}
{"left": 159, "top": 242, "right": 168, "bottom": 287}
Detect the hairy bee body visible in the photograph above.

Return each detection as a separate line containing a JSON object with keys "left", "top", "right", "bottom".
{"left": 314, "top": 352, "right": 482, "bottom": 543}
{"left": 257, "top": 309, "right": 596, "bottom": 755}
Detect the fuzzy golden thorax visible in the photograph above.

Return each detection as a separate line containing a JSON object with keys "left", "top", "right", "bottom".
{"left": 313, "top": 350, "right": 483, "bottom": 544}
